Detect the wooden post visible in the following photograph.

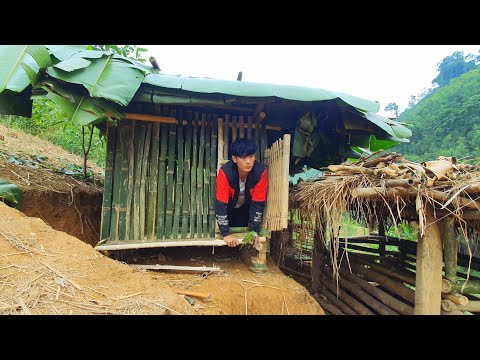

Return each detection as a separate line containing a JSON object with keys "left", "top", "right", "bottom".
{"left": 378, "top": 218, "right": 385, "bottom": 265}
{"left": 442, "top": 217, "right": 457, "bottom": 282}
{"left": 414, "top": 205, "right": 443, "bottom": 315}
{"left": 311, "top": 229, "right": 325, "bottom": 293}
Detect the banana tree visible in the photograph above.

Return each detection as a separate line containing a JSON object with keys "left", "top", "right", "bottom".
{"left": 0, "top": 45, "right": 153, "bottom": 177}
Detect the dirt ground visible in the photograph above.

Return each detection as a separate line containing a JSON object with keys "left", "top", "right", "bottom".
{"left": 0, "top": 124, "right": 324, "bottom": 315}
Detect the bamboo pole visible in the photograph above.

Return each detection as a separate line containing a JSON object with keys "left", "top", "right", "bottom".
{"left": 223, "top": 114, "right": 229, "bottom": 161}
{"left": 181, "top": 111, "right": 193, "bottom": 239}
{"left": 317, "top": 284, "right": 357, "bottom": 315}
{"left": 156, "top": 123, "right": 168, "bottom": 239}
{"left": 125, "top": 121, "right": 135, "bottom": 240}
{"left": 203, "top": 115, "right": 211, "bottom": 238}
{"left": 172, "top": 109, "right": 184, "bottom": 239}
{"left": 209, "top": 115, "right": 218, "bottom": 237}
{"left": 164, "top": 121, "right": 176, "bottom": 239}
{"left": 132, "top": 123, "right": 146, "bottom": 241}
{"left": 311, "top": 230, "right": 326, "bottom": 293}
{"left": 322, "top": 267, "right": 399, "bottom": 315}
{"left": 118, "top": 124, "right": 131, "bottom": 240}
{"left": 196, "top": 113, "right": 206, "bottom": 238}
{"left": 442, "top": 217, "right": 457, "bottom": 282}
{"left": 349, "top": 261, "right": 415, "bottom": 304}
{"left": 338, "top": 266, "right": 414, "bottom": 315}
{"left": 312, "top": 293, "right": 345, "bottom": 315}
{"left": 441, "top": 293, "right": 469, "bottom": 306}
{"left": 238, "top": 115, "right": 244, "bottom": 139}
{"left": 347, "top": 253, "right": 416, "bottom": 286}
{"left": 247, "top": 116, "right": 253, "bottom": 139}
{"left": 190, "top": 113, "right": 199, "bottom": 238}
{"left": 442, "top": 278, "right": 480, "bottom": 295}
{"left": 260, "top": 125, "right": 267, "bottom": 164}
{"left": 281, "top": 134, "right": 291, "bottom": 229}
{"left": 231, "top": 115, "right": 237, "bottom": 143}
{"left": 110, "top": 125, "right": 123, "bottom": 242}
{"left": 100, "top": 124, "right": 116, "bottom": 242}
{"left": 255, "top": 116, "right": 261, "bottom": 160}
{"left": 147, "top": 123, "right": 160, "bottom": 240}
{"left": 139, "top": 122, "right": 152, "bottom": 240}
{"left": 217, "top": 117, "right": 224, "bottom": 172}
{"left": 415, "top": 205, "right": 443, "bottom": 314}
{"left": 442, "top": 299, "right": 480, "bottom": 313}
{"left": 320, "top": 276, "right": 375, "bottom": 315}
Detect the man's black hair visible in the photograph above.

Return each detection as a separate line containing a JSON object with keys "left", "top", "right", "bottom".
{"left": 230, "top": 138, "right": 257, "bottom": 157}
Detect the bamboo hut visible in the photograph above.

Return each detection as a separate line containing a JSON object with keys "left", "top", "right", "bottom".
{"left": 93, "top": 72, "right": 411, "bottom": 256}
{"left": 289, "top": 152, "right": 480, "bottom": 314}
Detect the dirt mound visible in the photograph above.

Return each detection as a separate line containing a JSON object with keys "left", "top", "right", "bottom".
{"left": 0, "top": 123, "right": 324, "bottom": 315}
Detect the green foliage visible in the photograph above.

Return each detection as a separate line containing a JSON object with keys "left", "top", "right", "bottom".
{"left": 90, "top": 45, "right": 148, "bottom": 63}
{"left": 0, "top": 99, "right": 106, "bottom": 168}
{"left": 0, "top": 178, "right": 22, "bottom": 209}
{"left": 432, "top": 51, "right": 478, "bottom": 88}
{"left": 394, "top": 68, "right": 480, "bottom": 163}
{"left": 384, "top": 102, "right": 399, "bottom": 117}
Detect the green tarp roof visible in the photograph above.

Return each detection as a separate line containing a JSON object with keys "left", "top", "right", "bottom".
{"left": 141, "top": 73, "right": 381, "bottom": 113}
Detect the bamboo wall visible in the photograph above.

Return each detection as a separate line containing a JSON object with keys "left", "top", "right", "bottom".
{"left": 100, "top": 109, "right": 270, "bottom": 244}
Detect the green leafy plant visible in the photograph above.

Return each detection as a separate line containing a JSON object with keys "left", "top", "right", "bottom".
{"left": 0, "top": 179, "right": 22, "bottom": 209}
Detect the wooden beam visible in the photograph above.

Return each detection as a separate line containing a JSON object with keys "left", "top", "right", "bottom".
{"left": 414, "top": 205, "right": 443, "bottom": 315}
{"left": 123, "top": 112, "right": 281, "bottom": 131}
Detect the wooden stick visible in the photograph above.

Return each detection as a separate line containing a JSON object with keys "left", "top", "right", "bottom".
{"left": 100, "top": 124, "right": 115, "bottom": 242}
{"left": 442, "top": 278, "right": 480, "bottom": 295}
{"left": 95, "top": 238, "right": 246, "bottom": 251}
{"left": 129, "top": 264, "right": 221, "bottom": 272}
{"left": 172, "top": 289, "right": 210, "bottom": 299}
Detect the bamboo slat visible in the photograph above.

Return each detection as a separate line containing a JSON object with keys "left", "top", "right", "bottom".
{"left": 164, "top": 121, "right": 177, "bottom": 239}
{"left": 156, "top": 123, "right": 168, "bottom": 239}
{"left": 125, "top": 121, "right": 135, "bottom": 240}
{"left": 147, "top": 123, "right": 160, "bottom": 239}
{"left": 190, "top": 113, "right": 199, "bottom": 238}
{"left": 132, "top": 123, "right": 146, "bottom": 240}
{"left": 181, "top": 111, "right": 193, "bottom": 239}
{"left": 203, "top": 115, "right": 211, "bottom": 237}
{"left": 172, "top": 109, "right": 184, "bottom": 239}
{"left": 196, "top": 114, "right": 206, "bottom": 238}
{"left": 118, "top": 123, "right": 131, "bottom": 240}
{"left": 100, "top": 124, "right": 116, "bottom": 241}
{"left": 247, "top": 115, "right": 253, "bottom": 139}
{"left": 139, "top": 122, "right": 152, "bottom": 240}
{"left": 223, "top": 114, "right": 229, "bottom": 160}
{"left": 238, "top": 115, "right": 244, "bottom": 139}
{"left": 209, "top": 115, "right": 218, "bottom": 237}
{"left": 110, "top": 125, "right": 123, "bottom": 242}
{"left": 217, "top": 117, "right": 224, "bottom": 172}
{"left": 231, "top": 115, "right": 237, "bottom": 143}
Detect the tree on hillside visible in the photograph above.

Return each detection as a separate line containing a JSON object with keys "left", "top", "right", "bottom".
{"left": 432, "top": 51, "right": 478, "bottom": 88}
{"left": 384, "top": 102, "right": 399, "bottom": 117}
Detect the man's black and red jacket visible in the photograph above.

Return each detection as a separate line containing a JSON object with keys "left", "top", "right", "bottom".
{"left": 215, "top": 160, "right": 268, "bottom": 236}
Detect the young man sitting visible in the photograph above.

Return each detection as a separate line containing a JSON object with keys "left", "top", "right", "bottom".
{"left": 215, "top": 138, "right": 268, "bottom": 249}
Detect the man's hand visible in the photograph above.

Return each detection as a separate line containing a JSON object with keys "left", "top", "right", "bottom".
{"left": 252, "top": 235, "right": 260, "bottom": 249}
{"left": 223, "top": 234, "right": 240, "bottom": 247}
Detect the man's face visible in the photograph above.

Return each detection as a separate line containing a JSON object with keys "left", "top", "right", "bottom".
{"left": 232, "top": 154, "right": 255, "bottom": 174}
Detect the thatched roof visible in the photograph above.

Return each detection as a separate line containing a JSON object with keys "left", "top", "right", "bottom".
{"left": 289, "top": 152, "right": 480, "bottom": 270}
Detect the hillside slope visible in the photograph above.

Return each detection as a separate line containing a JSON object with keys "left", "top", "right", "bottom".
{"left": 394, "top": 68, "right": 480, "bottom": 162}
